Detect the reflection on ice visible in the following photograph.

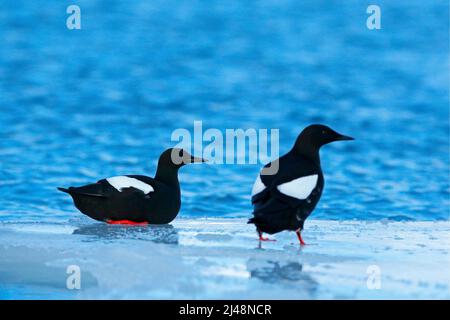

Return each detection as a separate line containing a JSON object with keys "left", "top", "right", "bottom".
{"left": 248, "top": 259, "right": 318, "bottom": 297}
{"left": 73, "top": 223, "right": 179, "bottom": 245}
{"left": 0, "top": 218, "right": 449, "bottom": 299}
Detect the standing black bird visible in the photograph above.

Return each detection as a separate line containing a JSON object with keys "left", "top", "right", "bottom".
{"left": 248, "top": 124, "right": 354, "bottom": 245}
{"left": 58, "top": 148, "right": 206, "bottom": 225}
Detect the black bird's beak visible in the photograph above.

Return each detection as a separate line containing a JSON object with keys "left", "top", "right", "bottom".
{"left": 190, "top": 155, "right": 208, "bottom": 163}
{"left": 335, "top": 134, "right": 354, "bottom": 141}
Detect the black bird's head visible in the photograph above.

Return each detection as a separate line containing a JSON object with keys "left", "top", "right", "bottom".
{"left": 155, "top": 148, "right": 207, "bottom": 184}
{"left": 293, "top": 124, "right": 354, "bottom": 158}
{"left": 159, "top": 148, "right": 207, "bottom": 169}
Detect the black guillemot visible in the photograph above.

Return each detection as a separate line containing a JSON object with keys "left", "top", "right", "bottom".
{"left": 58, "top": 148, "right": 206, "bottom": 225}
{"left": 248, "top": 124, "right": 354, "bottom": 245}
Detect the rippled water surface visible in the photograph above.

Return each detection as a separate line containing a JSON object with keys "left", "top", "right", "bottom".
{"left": 0, "top": 0, "right": 449, "bottom": 222}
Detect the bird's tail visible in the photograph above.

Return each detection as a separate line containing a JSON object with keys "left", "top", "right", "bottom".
{"left": 57, "top": 187, "right": 107, "bottom": 198}
{"left": 57, "top": 187, "right": 72, "bottom": 194}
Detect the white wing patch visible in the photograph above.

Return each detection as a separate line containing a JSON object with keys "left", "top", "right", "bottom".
{"left": 251, "top": 175, "right": 266, "bottom": 196}
{"left": 277, "top": 174, "right": 318, "bottom": 200}
{"left": 106, "top": 176, "right": 154, "bottom": 194}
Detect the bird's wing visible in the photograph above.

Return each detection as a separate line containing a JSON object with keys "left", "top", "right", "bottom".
{"left": 59, "top": 175, "right": 157, "bottom": 199}
{"left": 268, "top": 172, "right": 319, "bottom": 207}
{"left": 251, "top": 153, "right": 292, "bottom": 204}
{"left": 274, "top": 174, "right": 319, "bottom": 199}
{"left": 104, "top": 175, "right": 155, "bottom": 194}
{"left": 252, "top": 153, "right": 318, "bottom": 206}
{"left": 251, "top": 174, "right": 270, "bottom": 204}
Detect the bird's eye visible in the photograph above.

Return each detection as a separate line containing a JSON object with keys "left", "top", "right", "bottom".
{"left": 179, "top": 150, "right": 184, "bottom": 157}
{"left": 322, "top": 130, "right": 326, "bottom": 134}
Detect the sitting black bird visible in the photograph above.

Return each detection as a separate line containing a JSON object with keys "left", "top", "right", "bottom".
{"left": 248, "top": 124, "right": 354, "bottom": 245}
{"left": 58, "top": 148, "right": 206, "bottom": 225}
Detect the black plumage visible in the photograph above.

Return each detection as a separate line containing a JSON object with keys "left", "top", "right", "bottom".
{"left": 58, "top": 148, "right": 206, "bottom": 225}
{"left": 248, "top": 124, "right": 354, "bottom": 244}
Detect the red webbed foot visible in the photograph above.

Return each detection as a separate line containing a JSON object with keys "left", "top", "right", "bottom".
{"left": 106, "top": 219, "right": 149, "bottom": 226}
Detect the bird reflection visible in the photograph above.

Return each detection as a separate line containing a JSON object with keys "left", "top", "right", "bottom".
{"left": 247, "top": 259, "right": 318, "bottom": 295}
{"left": 73, "top": 223, "right": 179, "bottom": 244}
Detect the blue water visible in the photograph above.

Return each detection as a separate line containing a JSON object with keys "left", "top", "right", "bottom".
{"left": 0, "top": 0, "right": 448, "bottom": 223}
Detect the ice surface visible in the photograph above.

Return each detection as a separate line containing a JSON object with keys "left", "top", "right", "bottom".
{"left": 0, "top": 218, "right": 449, "bottom": 299}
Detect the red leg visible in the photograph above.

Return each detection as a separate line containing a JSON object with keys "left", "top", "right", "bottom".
{"left": 296, "top": 230, "right": 306, "bottom": 246}
{"left": 258, "top": 231, "right": 276, "bottom": 242}
{"left": 106, "top": 219, "right": 148, "bottom": 226}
